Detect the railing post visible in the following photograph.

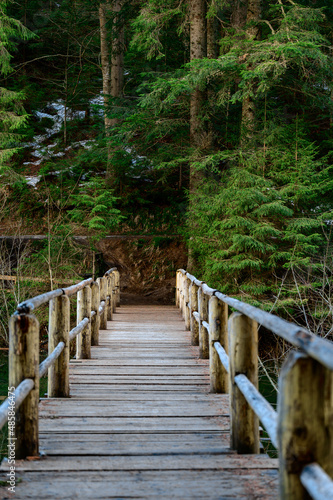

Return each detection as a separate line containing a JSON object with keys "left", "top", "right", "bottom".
{"left": 198, "top": 287, "right": 209, "bottom": 359}
{"left": 278, "top": 351, "right": 333, "bottom": 500}
{"left": 48, "top": 295, "right": 70, "bottom": 397}
{"left": 9, "top": 314, "right": 39, "bottom": 458}
{"left": 91, "top": 281, "right": 100, "bottom": 346}
{"left": 180, "top": 274, "right": 185, "bottom": 318}
{"left": 175, "top": 271, "right": 180, "bottom": 308}
{"left": 190, "top": 281, "right": 199, "bottom": 345}
{"left": 99, "top": 276, "right": 108, "bottom": 330}
{"left": 184, "top": 277, "right": 191, "bottom": 331}
{"left": 106, "top": 276, "right": 113, "bottom": 321}
{"left": 76, "top": 285, "right": 92, "bottom": 359}
{"left": 209, "top": 296, "right": 229, "bottom": 393}
{"left": 228, "top": 312, "right": 259, "bottom": 454}
{"left": 115, "top": 270, "right": 120, "bottom": 307}
{"left": 111, "top": 272, "right": 116, "bottom": 313}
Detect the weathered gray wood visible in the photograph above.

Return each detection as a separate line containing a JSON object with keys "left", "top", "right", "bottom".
{"left": 190, "top": 282, "right": 199, "bottom": 345}
{"left": 115, "top": 270, "right": 120, "bottom": 307}
{"left": 63, "top": 277, "right": 93, "bottom": 298}
{"left": 41, "top": 341, "right": 65, "bottom": 378}
{"left": 2, "top": 454, "right": 278, "bottom": 472}
{"left": 198, "top": 287, "right": 209, "bottom": 359}
{"left": 184, "top": 277, "right": 191, "bottom": 331}
{"left": 209, "top": 296, "right": 229, "bottom": 393}
{"left": 98, "top": 277, "right": 108, "bottom": 329}
{"left": 9, "top": 314, "right": 40, "bottom": 458}
{"left": 180, "top": 273, "right": 186, "bottom": 319}
{"left": 69, "top": 318, "right": 89, "bottom": 342}
{"left": 0, "top": 470, "right": 279, "bottom": 499}
{"left": 277, "top": 351, "right": 333, "bottom": 500}
{"left": 17, "top": 288, "right": 63, "bottom": 314}
{"left": 228, "top": 312, "right": 259, "bottom": 454}
{"left": 234, "top": 374, "right": 278, "bottom": 448}
{"left": 48, "top": 295, "right": 70, "bottom": 397}
{"left": 106, "top": 276, "right": 113, "bottom": 321}
{"left": 201, "top": 283, "right": 216, "bottom": 296}
{"left": 214, "top": 342, "right": 229, "bottom": 373}
{"left": 300, "top": 463, "right": 333, "bottom": 500}
{"left": 176, "top": 271, "right": 180, "bottom": 308}
{"left": 91, "top": 281, "right": 100, "bottom": 346}
{"left": 76, "top": 286, "right": 92, "bottom": 359}
{"left": 0, "top": 379, "right": 34, "bottom": 430}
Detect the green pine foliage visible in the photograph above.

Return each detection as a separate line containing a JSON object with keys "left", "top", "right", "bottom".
{"left": 0, "top": 0, "right": 33, "bottom": 174}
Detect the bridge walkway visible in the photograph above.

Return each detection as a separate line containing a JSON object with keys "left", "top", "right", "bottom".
{"left": 1, "top": 305, "right": 278, "bottom": 499}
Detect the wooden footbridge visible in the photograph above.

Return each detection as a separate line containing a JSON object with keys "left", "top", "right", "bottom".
{"left": 0, "top": 268, "right": 332, "bottom": 499}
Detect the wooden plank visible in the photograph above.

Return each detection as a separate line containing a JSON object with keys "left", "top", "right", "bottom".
{"left": 38, "top": 416, "right": 230, "bottom": 432}
{"left": 1, "top": 304, "right": 278, "bottom": 499}
{"left": 0, "top": 470, "right": 278, "bottom": 499}
{"left": 2, "top": 455, "right": 279, "bottom": 472}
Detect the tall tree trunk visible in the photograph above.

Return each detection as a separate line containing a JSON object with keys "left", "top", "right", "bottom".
{"left": 99, "top": 2, "right": 112, "bottom": 130}
{"left": 241, "top": 0, "right": 261, "bottom": 143}
{"left": 110, "top": 0, "right": 124, "bottom": 127}
{"left": 187, "top": 0, "right": 207, "bottom": 272}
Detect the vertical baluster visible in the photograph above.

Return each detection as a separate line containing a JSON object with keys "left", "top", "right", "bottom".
{"left": 9, "top": 314, "right": 40, "bottom": 458}
{"left": 76, "top": 285, "right": 92, "bottom": 359}
{"left": 184, "top": 277, "right": 191, "bottom": 331}
{"left": 198, "top": 287, "right": 209, "bottom": 359}
{"left": 99, "top": 277, "right": 108, "bottom": 330}
{"left": 228, "top": 312, "right": 259, "bottom": 453}
{"left": 91, "top": 281, "right": 100, "bottom": 346}
{"left": 278, "top": 351, "right": 333, "bottom": 500}
{"left": 209, "top": 296, "right": 228, "bottom": 393}
{"left": 190, "top": 281, "right": 199, "bottom": 345}
{"left": 48, "top": 295, "right": 70, "bottom": 397}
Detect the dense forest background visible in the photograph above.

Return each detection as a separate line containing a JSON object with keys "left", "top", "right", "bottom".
{"left": 0, "top": 0, "right": 333, "bottom": 345}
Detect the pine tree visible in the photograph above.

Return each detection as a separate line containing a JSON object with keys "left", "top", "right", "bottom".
{"left": 0, "top": 0, "right": 33, "bottom": 173}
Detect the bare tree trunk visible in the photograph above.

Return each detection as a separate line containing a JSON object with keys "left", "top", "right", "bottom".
{"left": 187, "top": 0, "right": 207, "bottom": 272}
{"left": 207, "top": 16, "right": 219, "bottom": 60}
{"left": 110, "top": 0, "right": 124, "bottom": 127}
{"left": 241, "top": 0, "right": 261, "bottom": 143}
{"left": 99, "top": 2, "right": 112, "bottom": 130}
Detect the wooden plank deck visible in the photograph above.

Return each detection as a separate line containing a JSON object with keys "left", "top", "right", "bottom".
{"left": 1, "top": 305, "right": 278, "bottom": 499}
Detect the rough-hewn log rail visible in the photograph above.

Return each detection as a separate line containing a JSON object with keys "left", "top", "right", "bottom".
{"left": 0, "top": 267, "right": 120, "bottom": 458}
{"left": 176, "top": 269, "right": 333, "bottom": 500}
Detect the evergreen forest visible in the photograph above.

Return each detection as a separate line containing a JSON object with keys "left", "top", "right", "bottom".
{"left": 0, "top": 0, "right": 333, "bottom": 346}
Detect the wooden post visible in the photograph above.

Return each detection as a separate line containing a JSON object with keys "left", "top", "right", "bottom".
{"left": 184, "top": 277, "right": 191, "bottom": 331}
{"left": 115, "top": 270, "right": 120, "bottom": 307}
{"left": 198, "top": 287, "right": 209, "bottom": 359}
{"left": 48, "top": 295, "right": 70, "bottom": 397}
{"left": 9, "top": 314, "right": 39, "bottom": 458}
{"left": 175, "top": 271, "right": 180, "bottom": 307}
{"left": 106, "top": 276, "right": 113, "bottom": 321}
{"left": 228, "top": 312, "right": 259, "bottom": 454}
{"left": 190, "top": 282, "right": 199, "bottom": 345}
{"left": 76, "top": 285, "right": 92, "bottom": 359}
{"left": 99, "top": 276, "right": 108, "bottom": 330}
{"left": 111, "top": 273, "right": 116, "bottom": 313}
{"left": 209, "top": 296, "right": 229, "bottom": 393}
{"left": 278, "top": 351, "right": 333, "bottom": 500}
{"left": 180, "top": 274, "right": 185, "bottom": 318}
{"left": 91, "top": 281, "right": 100, "bottom": 346}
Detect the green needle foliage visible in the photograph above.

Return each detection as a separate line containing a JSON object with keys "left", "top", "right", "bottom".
{"left": 0, "top": 0, "right": 33, "bottom": 174}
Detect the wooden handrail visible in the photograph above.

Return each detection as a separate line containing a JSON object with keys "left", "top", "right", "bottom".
{"left": 0, "top": 267, "right": 119, "bottom": 459}
{"left": 176, "top": 269, "right": 333, "bottom": 500}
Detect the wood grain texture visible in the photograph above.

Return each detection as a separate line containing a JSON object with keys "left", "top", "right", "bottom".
{"left": 1, "top": 305, "right": 278, "bottom": 498}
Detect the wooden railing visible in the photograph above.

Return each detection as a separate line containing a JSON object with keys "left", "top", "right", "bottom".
{"left": 0, "top": 267, "right": 120, "bottom": 459}
{"left": 176, "top": 269, "right": 333, "bottom": 500}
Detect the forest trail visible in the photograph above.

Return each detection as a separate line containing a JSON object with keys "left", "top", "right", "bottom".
{"left": 1, "top": 305, "right": 278, "bottom": 499}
